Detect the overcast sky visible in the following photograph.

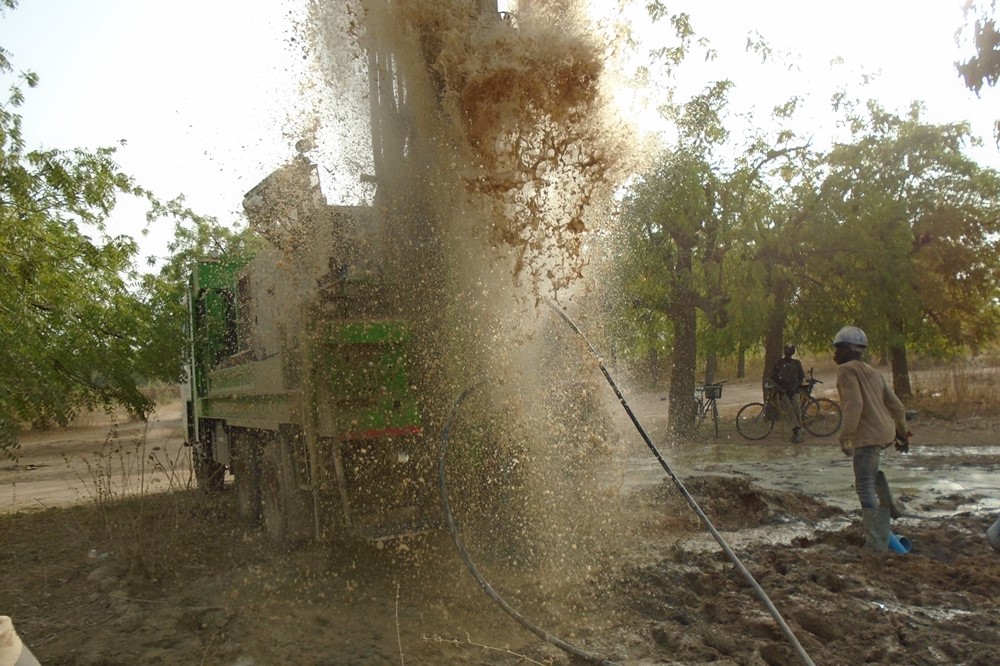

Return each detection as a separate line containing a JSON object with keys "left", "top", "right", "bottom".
{"left": 3, "top": 0, "right": 307, "bottom": 262}
{"left": 2, "top": 1, "right": 996, "bottom": 267}
{"left": 634, "top": 1, "right": 997, "bottom": 158}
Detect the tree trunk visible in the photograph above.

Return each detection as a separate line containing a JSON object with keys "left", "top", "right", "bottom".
{"left": 667, "top": 299, "right": 698, "bottom": 440}
{"left": 667, "top": 248, "right": 698, "bottom": 440}
{"left": 704, "top": 351, "right": 717, "bottom": 384}
{"left": 762, "top": 280, "right": 788, "bottom": 398}
{"left": 889, "top": 344, "right": 912, "bottom": 398}
{"left": 737, "top": 345, "right": 746, "bottom": 379}
{"left": 647, "top": 347, "right": 661, "bottom": 387}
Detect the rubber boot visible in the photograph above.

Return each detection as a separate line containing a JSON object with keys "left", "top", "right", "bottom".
{"left": 862, "top": 507, "right": 891, "bottom": 553}
{"left": 791, "top": 427, "right": 803, "bottom": 444}
{"left": 988, "top": 515, "right": 1000, "bottom": 552}
{"left": 875, "top": 470, "right": 903, "bottom": 519}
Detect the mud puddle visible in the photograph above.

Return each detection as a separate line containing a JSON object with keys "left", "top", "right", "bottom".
{"left": 617, "top": 441, "right": 1000, "bottom": 520}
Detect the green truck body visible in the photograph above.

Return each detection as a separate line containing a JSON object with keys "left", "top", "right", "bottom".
{"left": 183, "top": 160, "right": 435, "bottom": 543}
{"left": 184, "top": 0, "right": 509, "bottom": 543}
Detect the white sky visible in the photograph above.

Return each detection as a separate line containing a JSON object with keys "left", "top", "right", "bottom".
{"left": 626, "top": 1, "right": 998, "bottom": 161}
{"left": 2, "top": 0, "right": 997, "bottom": 267}
{"left": 2, "top": 0, "right": 309, "bottom": 264}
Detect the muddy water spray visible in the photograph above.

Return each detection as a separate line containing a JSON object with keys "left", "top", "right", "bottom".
{"left": 298, "top": 0, "right": 630, "bottom": 580}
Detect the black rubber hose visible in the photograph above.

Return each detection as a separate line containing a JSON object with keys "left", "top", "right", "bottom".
{"left": 438, "top": 382, "right": 619, "bottom": 666}
{"left": 547, "top": 301, "right": 817, "bottom": 666}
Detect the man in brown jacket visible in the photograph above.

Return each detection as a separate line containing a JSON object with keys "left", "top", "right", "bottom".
{"left": 833, "top": 325, "right": 909, "bottom": 552}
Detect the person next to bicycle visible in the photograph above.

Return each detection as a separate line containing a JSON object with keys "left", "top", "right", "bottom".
{"left": 833, "top": 325, "right": 909, "bottom": 554}
{"left": 770, "top": 344, "right": 805, "bottom": 443}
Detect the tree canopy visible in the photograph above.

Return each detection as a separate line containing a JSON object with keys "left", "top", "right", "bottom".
{"left": 613, "top": 94, "right": 1000, "bottom": 404}
{"left": 607, "top": 4, "right": 1000, "bottom": 415}
{"left": 0, "top": 7, "right": 251, "bottom": 450}
{"left": 0, "top": 43, "right": 150, "bottom": 445}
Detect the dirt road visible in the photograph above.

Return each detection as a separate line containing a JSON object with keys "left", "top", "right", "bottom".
{"left": 0, "top": 403, "right": 188, "bottom": 514}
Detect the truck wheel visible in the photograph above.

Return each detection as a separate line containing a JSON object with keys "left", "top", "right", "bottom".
{"left": 231, "top": 430, "right": 262, "bottom": 525}
{"left": 260, "top": 438, "right": 313, "bottom": 545}
{"left": 194, "top": 420, "right": 226, "bottom": 492}
{"left": 194, "top": 451, "right": 226, "bottom": 492}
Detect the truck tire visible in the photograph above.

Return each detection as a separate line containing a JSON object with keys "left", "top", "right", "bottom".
{"left": 260, "top": 437, "right": 314, "bottom": 545}
{"left": 195, "top": 456, "right": 226, "bottom": 492}
{"left": 194, "top": 421, "right": 226, "bottom": 492}
{"left": 231, "top": 429, "right": 263, "bottom": 525}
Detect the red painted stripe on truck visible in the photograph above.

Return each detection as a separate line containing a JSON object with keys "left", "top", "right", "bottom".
{"left": 342, "top": 425, "right": 423, "bottom": 441}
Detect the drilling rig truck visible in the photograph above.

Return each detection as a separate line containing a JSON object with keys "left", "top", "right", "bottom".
{"left": 182, "top": 1, "right": 508, "bottom": 544}
{"left": 183, "top": 155, "right": 438, "bottom": 544}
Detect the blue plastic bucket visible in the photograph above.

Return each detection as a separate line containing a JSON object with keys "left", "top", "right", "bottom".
{"left": 888, "top": 532, "right": 911, "bottom": 554}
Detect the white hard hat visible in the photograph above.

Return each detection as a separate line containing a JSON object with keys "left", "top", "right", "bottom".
{"left": 833, "top": 325, "right": 868, "bottom": 348}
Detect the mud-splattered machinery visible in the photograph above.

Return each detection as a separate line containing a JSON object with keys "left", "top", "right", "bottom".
{"left": 182, "top": 1, "right": 517, "bottom": 544}
{"left": 183, "top": 154, "right": 436, "bottom": 543}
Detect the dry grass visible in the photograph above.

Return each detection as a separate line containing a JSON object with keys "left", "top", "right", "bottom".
{"left": 908, "top": 365, "right": 1000, "bottom": 419}
{"left": 71, "top": 420, "right": 202, "bottom": 580}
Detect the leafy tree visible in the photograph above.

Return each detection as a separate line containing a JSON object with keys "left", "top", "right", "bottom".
{"left": 611, "top": 76, "right": 815, "bottom": 435}
{"left": 0, "top": 5, "right": 250, "bottom": 450}
{"left": 616, "top": 151, "right": 724, "bottom": 438}
{"left": 613, "top": 80, "right": 736, "bottom": 438}
{"left": 802, "top": 101, "right": 1000, "bottom": 394}
{"left": 720, "top": 173, "right": 804, "bottom": 388}
{"left": 957, "top": 1, "right": 1000, "bottom": 142}
{"left": 609, "top": 5, "right": 828, "bottom": 426}
{"left": 0, "top": 40, "right": 154, "bottom": 447}
{"left": 714, "top": 108, "right": 818, "bottom": 390}
{"left": 136, "top": 201, "right": 262, "bottom": 386}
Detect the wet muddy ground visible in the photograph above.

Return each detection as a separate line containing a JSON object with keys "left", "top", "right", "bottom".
{"left": 2, "top": 375, "right": 999, "bottom": 665}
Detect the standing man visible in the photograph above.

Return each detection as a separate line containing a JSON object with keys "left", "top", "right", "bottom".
{"left": 833, "top": 325, "right": 909, "bottom": 553}
{"left": 770, "top": 344, "right": 805, "bottom": 443}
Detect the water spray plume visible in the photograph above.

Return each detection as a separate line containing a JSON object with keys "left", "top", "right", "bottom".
{"left": 308, "top": 0, "right": 624, "bottom": 294}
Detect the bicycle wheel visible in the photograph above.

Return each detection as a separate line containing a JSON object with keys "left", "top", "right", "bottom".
{"left": 736, "top": 402, "right": 774, "bottom": 440}
{"left": 693, "top": 398, "right": 705, "bottom": 428}
{"left": 802, "top": 397, "right": 843, "bottom": 437}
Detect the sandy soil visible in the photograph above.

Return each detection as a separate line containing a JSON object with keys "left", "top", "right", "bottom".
{"left": 0, "top": 402, "right": 189, "bottom": 514}
{"left": 2, "top": 375, "right": 999, "bottom": 666}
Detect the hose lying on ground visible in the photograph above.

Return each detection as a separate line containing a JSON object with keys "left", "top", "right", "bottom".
{"left": 437, "top": 304, "right": 817, "bottom": 666}
{"left": 438, "top": 382, "right": 619, "bottom": 666}
{"left": 547, "top": 301, "right": 816, "bottom": 666}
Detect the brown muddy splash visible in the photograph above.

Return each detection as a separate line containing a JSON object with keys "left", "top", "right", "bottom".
{"left": 293, "top": 0, "right": 634, "bottom": 596}
{"left": 306, "top": 0, "right": 623, "bottom": 293}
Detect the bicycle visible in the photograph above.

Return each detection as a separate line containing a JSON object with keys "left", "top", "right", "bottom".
{"left": 735, "top": 369, "right": 842, "bottom": 440}
{"left": 695, "top": 381, "right": 725, "bottom": 437}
